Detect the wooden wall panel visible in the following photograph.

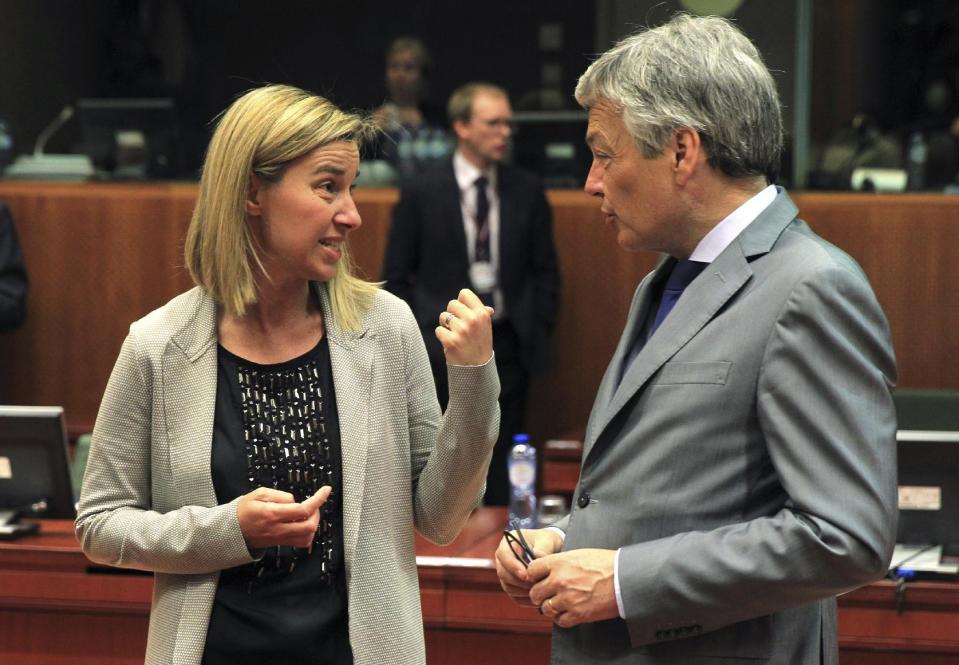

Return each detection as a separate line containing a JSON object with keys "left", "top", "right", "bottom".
{"left": 794, "top": 193, "right": 959, "bottom": 390}
{"left": 0, "top": 182, "right": 195, "bottom": 431}
{"left": 0, "top": 182, "right": 956, "bottom": 445}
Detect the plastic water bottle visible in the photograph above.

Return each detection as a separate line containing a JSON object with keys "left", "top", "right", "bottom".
{"left": 507, "top": 434, "right": 537, "bottom": 529}
{"left": 907, "top": 130, "right": 927, "bottom": 191}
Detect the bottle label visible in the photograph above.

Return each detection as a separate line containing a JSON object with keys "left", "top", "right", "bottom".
{"left": 509, "top": 461, "right": 535, "bottom": 488}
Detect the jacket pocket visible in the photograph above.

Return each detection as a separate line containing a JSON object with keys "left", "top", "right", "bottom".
{"left": 654, "top": 361, "right": 732, "bottom": 385}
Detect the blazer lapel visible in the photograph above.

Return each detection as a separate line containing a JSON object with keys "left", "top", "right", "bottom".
{"left": 438, "top": 163, "right": 470, "bottom": 267}
{"left": 586, "top": 188, "right": 800, "bottom": 457}
{"left": 315, "top": 283, "right": 372, "bottom": 574}
{"left": 163, "top": 289, "right": 219, "bottom": 508}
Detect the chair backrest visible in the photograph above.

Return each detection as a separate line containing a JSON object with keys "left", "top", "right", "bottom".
{"left": 71, "top": 433, "right": 92, "bottom": 503}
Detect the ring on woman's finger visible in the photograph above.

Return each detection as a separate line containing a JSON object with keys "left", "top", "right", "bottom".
{"left": 545, "top": 598, "right": 555, "bottom": 614}
{"left": 442, "top": 312, "right": 456, "bottom": 329}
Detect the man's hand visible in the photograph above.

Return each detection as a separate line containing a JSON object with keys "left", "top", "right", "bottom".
{"left": 435, "top": 288, "right": 495, "bottom": 366}
{"left": 237, "top": 486, "right": 331, "bottom": 550}
{"left": 527, "top": 548, "right": 619, "bottom": 628}
{"left": 495, "top": 527, "right": 564, "bottom": 606}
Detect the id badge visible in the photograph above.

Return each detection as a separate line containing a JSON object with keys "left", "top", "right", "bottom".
{"left": 469, "top": 262, "right": 497, "bottom": 292}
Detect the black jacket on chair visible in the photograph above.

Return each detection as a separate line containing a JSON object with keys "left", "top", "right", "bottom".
{"left": 0, "top": 202, "right": 28, "bottom": 332}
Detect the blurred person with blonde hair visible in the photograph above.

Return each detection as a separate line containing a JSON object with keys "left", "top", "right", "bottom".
{"left": 368, "top": 36, "right": 451, "bottom": 184}
{"left": 76, "top": 83, "right": 499, "bottom": 665}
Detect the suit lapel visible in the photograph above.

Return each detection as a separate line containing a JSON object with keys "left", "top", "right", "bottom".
{"left": 585, "top": 188, "right": 800, "bottom": 457}
{"left": 582, "top": 259, "right": 666, "bottom": 454}
{"left": 438, "top": 163, "right": 470, "bottom": 266}
{"left": 315, "top": 283, "right": 372, "bottom": 573}
{"left": 163, "top": 289, "right": 219, "bottom": 508}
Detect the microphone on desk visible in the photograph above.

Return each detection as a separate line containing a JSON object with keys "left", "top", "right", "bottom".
{"left": 33, "top": 104, "right": 75, "bottom": 157}
{"left": 4, "top": 103, "right": 94, "bottom": 180}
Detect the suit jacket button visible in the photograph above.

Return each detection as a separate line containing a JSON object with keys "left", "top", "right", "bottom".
{"left": 577, "top": 493, "right": 590, "bottom": 508}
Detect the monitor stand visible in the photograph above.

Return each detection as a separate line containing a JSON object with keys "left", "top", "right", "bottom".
{"left": 0, "top": 509, "right": 40, "bottom": 540}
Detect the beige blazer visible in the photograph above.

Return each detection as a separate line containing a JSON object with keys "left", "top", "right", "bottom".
{"left": 75, "top": 283, "right": 500, "bottom": 665}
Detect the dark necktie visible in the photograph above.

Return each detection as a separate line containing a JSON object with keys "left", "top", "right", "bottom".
{"left": 474, "top": 176, "right": 490, "bottom": 262}
{"left": 649, "top": 259, "right": 708, "bottom": 336}
{"left": 618, "top": 259, "right": 707, "bottom": 386}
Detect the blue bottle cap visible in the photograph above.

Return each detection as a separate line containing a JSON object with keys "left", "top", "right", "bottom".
{"left": 512, "top": 433, "right": 529, "bottom": 444}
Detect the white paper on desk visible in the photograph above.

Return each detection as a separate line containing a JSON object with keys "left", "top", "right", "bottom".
{"left": 891, "top": 544, "right": 959, "bottom": 574}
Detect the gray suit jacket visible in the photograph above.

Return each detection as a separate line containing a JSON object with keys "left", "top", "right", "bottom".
{"left": 552, "top": 189, "right": 898, "bottom": 664}
{"left": 75, "top": 283, "right": 500, "bottom": 665}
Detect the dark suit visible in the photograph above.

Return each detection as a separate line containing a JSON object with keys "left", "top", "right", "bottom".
{"left": 552, "top": 189, "right": 897, "bottom": 664}
{"left": 383, "top": 159, "right": 560, "bottom": 504}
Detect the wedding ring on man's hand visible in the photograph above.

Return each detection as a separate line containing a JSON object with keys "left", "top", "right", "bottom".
{"left": 442, "top": 312, "right": 456, "bottom": 329}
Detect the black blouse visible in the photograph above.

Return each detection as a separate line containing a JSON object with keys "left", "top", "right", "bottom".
{"left": 203, "top": 337, "right": 353, "bottom": 665}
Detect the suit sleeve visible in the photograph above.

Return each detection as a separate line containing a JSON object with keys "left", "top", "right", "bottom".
{"left": 75, "top": 332, "right": 256, "bottom": 575}
{"left": 397, "top": 303, "right": 501, "bottom": 544}
{"left": 617, "top": 264, "right": 898, "bottom": 644}
{"left": 0, "top": 203, "right": 28, "bottom": 332}
{"left": 381, "top": 186, "right": 421, "bottom": 306}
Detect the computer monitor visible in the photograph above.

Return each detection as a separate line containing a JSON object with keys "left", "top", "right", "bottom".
{"left": 75, "top": 97, "right": 181, "bottom": 179}
{"left": 0, "top": 405, "right": 76, "bottom": 526}
{"left": 896, "top": 429, "right": 959, "bottom": 555}
{"left": 510, "top": 110, "right": 590, "bottom": 189}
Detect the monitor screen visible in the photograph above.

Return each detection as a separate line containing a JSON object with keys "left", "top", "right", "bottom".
{"left": 75, "top": 97, "right": 181, "bottom": 179}
{"left": 0, "top": 405, "right": 76, "bottom": 520}
{"left": 510, "top": 110, "right": 590, "bottom": 189}
{"left": 896, "top": 429, "right": 959, "bottom": 555}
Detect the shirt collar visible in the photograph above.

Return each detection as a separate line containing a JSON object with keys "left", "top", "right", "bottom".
{"left": 453, "top": 149, "right": 496, "bottom": 192}
{"left": 689, "top": 184, "right": 777, "bottom": 263}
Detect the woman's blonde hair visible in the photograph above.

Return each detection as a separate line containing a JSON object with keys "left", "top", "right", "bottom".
{"left": 184, "top": 84, "right": 380, "bottom": 330}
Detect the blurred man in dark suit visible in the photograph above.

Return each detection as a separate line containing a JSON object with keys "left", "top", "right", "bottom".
{"left": 383, "top": 82, "right": 560, "bottom": 505}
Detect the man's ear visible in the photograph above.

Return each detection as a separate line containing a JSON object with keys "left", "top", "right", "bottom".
{"left": 245, "top": 173, "right": 263, "bottom": 217}
{"left": 672, "top": 127, "right": 702, "bottom": 185}
{"left": 452, "top": 118, "right": 469, "bottom": 142}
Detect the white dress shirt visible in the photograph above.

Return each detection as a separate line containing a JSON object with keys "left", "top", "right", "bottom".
{"left": 453, "top": 150, "right": 505, "bottom": 318}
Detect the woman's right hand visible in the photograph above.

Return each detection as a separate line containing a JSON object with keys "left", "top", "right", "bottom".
{"left": 435, "top": 288, "right": 494, "bottom": 366}
{"left": 236, "top": 486, "right": 331, "bottom": 550}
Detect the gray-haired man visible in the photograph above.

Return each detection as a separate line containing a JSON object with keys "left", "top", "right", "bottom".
{"left": 495, "top": 13, "right": 897, "bottom": 665}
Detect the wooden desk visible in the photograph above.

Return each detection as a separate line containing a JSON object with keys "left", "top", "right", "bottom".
{"left": 0, "top": 510, "right": 551, "bottom": 665}
{"left": 3, "top": 510, "right": 959, "bottom": 664}
{"left": 0, "top": 519, "right": 152, "bottom": 664}
{"left": 839, "top": 580, "right": 959, "bottom": 664}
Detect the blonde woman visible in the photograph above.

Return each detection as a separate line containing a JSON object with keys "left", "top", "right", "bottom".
{"left": 76, "top": 84, "right": 499, "bottom": 665}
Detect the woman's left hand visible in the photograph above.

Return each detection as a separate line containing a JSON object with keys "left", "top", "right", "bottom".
{"left": 435, "top": 288, "right": 494, "bottom": 366}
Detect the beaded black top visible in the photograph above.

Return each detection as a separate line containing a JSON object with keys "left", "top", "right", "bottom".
{"left": 203, "top": 337, "right": 352, "bottom": 664}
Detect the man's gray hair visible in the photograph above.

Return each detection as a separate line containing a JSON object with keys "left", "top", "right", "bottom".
{"left": 575, "top": 13, "right": 783, "bottom": 182}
